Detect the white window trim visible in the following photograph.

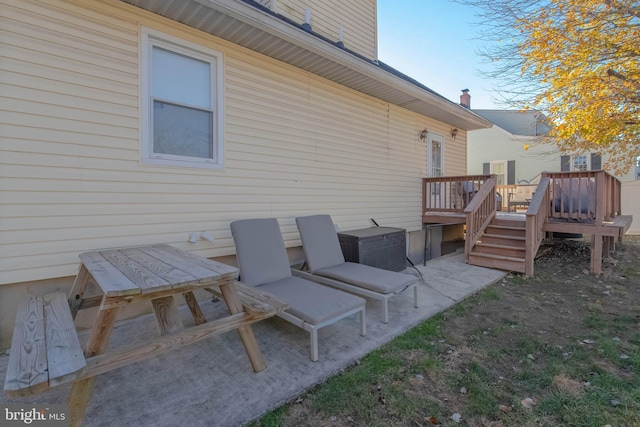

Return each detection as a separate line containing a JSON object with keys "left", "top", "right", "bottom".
{"left": 571, "top": 154, "right": 590, "bottom": 172}
{"left": 426, "top": 132, "right": 445, "bottom": 177}
{"left": 490, "top": 160, "right": 507, "bottom": 184}
{"left": 140, "top": 27, "right": 224, "bottom": 169}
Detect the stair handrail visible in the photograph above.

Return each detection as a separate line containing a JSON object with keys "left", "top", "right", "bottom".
{"left": 524, "top": 176, "right": 551, "bottom": 275}
{"left": 464, "top": 175, "right": 498, "bottom": 262}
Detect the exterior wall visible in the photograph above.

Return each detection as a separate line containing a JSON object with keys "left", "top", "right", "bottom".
{"left": 622, "top": 181, "right": 640, "bottom": 235}
{"left": 468, "top": 126, "right": 636, "bottom": 183}
{"left": 445, "top": 129, "right": 468, "bottom": 175}
{"left": 255, "top": 0, "right": 273, "bottom": 8}
{"left": 272, "top": 0, "right": 377, "bottom": 59}
{"left": 467, "top": 126, "right": 553, "bottom": 183}
{"left": 0, "top": 0, "right": 464, "bottom": 290}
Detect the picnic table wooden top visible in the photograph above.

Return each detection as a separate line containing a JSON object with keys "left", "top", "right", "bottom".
{"left": 79, "top": 244, "right": 239, "bottom": 297}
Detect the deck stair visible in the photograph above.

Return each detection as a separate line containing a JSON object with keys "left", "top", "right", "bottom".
{"left": 468, "top": 216, "right": 527, "bottom": 273}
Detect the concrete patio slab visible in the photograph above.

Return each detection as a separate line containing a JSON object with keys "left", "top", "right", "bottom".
{"left": 0, "top": 252, "right": 506, "bottom": 426}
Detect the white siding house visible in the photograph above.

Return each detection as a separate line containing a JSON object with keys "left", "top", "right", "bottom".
{"left": 467, "top": 110, "right": 636, "bottom": 184}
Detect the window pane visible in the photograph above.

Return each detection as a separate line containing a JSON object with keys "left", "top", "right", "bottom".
{"left": 431, "top": 141, "right": 442, "bottom": 176}
{"left": 573, "top": 155, "right": 588, "bottom": 171}
{"left": 491, "top": 162, "right": 506, "bottom": 185}
{"left": 152, "top": 46, "right": 211, "bottom": 108}
{"left": 153, "top": 101, "right": 212, "bottom": 158}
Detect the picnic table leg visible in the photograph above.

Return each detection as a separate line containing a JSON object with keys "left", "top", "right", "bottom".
{"left": 68, "top": 306, "right": 120, "bottom": 427}
{"left": 183, "top": 291, "right": 207, "bottom": 325}
{"left": 219, "top": 282, "right": 266, "bottom": 372}
{"left": 68, "top": 264, "right": 91, "bottom": 319}
{"left": 151, "top": 296, "right": 184, "bottom": 335}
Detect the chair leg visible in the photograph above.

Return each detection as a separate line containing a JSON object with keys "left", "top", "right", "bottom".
{"left": 413, "top": 285, "right": 419, "bottom": 308}
{"left": 359, "top": 308, "right": 366, "bottom": 336}
{"left": 310, "top": 328, "right": 319, "bottom": 362}
{"left": 382, "top": 300, "right": 389, "bottom": 324}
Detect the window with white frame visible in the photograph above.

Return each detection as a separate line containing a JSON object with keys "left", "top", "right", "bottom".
{"left": 141, "top": 28, "right": 224, "bottom": 168}
{"left": 572, "top": 154, "right": 589, "bottom": 171}
{"left": 490, "top": 160, "right": 507, "bottom": 185}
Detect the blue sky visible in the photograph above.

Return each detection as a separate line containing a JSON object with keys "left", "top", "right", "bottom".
{"left": 377, "top": 0, "right": 500, "bottom": 109}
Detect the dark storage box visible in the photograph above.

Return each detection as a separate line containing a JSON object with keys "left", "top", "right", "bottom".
{"left": 337, "top": 227, "right": 407, "bottom": 272}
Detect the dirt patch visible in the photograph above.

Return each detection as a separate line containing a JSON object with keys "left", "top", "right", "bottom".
{"left": 552, "top": 374, "right": 585, "bottom": 396}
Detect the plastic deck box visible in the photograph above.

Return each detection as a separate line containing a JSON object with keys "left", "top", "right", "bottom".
{"left": 337, "top": 226, "right": 407, "bottom": 272}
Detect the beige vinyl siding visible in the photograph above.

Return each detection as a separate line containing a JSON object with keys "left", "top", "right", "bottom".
{"left": 1, "top": 0, "right": 458, "bottom": 286}
{"left": 273, "top": 0, "right": 377, "bottom": 59}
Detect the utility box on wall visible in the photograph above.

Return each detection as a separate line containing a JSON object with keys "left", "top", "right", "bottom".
{"left": 337, "top": 227, "right": 406, "bottom": 272}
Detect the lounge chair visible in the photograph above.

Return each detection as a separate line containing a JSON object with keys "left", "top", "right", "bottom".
{"left": 230, "top": 218, "right": 366, "bottom": 361}
{"left": 294, "top": 215, "right": 419, "bottom": 324}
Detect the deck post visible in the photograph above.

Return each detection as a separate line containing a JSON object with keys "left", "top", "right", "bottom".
{"left": 590, "top": 235, "right": 603, "bottom": 275}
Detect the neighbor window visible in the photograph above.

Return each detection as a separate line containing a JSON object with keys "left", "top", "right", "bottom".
{"left": 141, "top": 28, "right": 224, "bottom": 168}
{"left": 572, "top": 154, "right": 589, "bottom": 172}
{"left": 490, "top": 161, "right": 507, "bottom": 185}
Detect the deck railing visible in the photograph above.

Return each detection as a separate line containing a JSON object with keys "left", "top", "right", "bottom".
{"left": 422, "top": 171, "right": 624, "bottom": 276}
{"left": 463, "top": 176, "right": 498, "bottom": 261}
{"left": 542, "top": 170, "right": 621, "bottom": 225}
{"left": 524, "top": 177, "right": 551, "bottom": 275}
{"left": 422, "top": 175, "right": 492, "bottom": 213}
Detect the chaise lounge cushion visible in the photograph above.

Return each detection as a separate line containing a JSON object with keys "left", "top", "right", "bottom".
{"left": 230, "top": 218, "right": 292, "bottom": 286}
{"left": 295, "top": 215, "right": 346, "bottom": 271}
{"left": 314, "top": 262, "right": 418, "bottom": 294}
{"left": 257, "top": 277, "right": 364, "bottom": 325}
{"left": 231, "top": 218, "right": 365, "bottom": 327}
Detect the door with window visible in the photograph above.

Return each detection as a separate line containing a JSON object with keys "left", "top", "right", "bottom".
{"left": 427, "top": 133, "right": 444, "bottom": 178}
{"left": 426, "top": 133, "right": 446, "bottom": 207}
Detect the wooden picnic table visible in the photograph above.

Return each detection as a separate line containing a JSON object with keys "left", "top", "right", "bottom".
{"left": 4, "top": 244, "right": 287, "bottom": 426}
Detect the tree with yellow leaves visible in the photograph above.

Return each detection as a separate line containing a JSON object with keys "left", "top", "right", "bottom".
{"left": 456, "top": 0, "right": 639, "bottom": 173}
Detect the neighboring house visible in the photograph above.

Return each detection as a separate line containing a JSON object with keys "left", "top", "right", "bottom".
{"left": 467, "top": 103, "right": 636, "bottom": 184}
{"left": 0, "top": 0, "right": 491, "bottom": 348}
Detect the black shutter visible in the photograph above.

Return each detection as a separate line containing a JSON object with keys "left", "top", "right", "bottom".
{"left": 561, "top": 155, "right": 571, "bottom": 171}
{"left": 591, "top": 153, "right": 602, "bottom": 170}
{"left": 483, "top": 162, "right": 490, "bottom": 174}
{"left": 507, "top": 160, "right": 516, "bottom": 185}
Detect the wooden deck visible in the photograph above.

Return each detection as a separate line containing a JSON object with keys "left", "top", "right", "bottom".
{"left": 422, "top": 172, "right": 633, "bottom": 276}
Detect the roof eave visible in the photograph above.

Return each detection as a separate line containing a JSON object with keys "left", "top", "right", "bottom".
{"left": 121, "top": 0, "right": 492, "bottom": 131}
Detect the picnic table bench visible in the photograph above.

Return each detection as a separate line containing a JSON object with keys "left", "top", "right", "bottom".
{"left": 4, "top": 244, "right": 287, "bottom": 426}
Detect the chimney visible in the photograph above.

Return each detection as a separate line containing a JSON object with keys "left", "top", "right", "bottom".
{"left": 460, "top": 89, "right": 470, "bottom": 109}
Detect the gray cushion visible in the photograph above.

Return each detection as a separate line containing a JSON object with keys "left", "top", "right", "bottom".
{"left": 315, "top": 262, "right": 418, "bottom": 294}
{"left": 230, "top": 218, "right": 292, "bottom": 287}
{"left": 258, "top": 277, "right": 364, "bottom": 325}
{"left": 295, "top": 215, "right": 345, "bottom": 272}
